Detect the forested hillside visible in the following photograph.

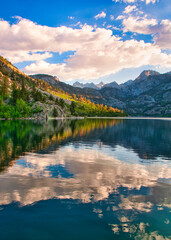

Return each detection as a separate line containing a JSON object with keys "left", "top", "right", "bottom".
{"left": 0, "top": 56, "right": 127, "bottom": 119}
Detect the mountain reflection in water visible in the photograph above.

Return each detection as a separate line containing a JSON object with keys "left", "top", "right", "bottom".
{"left": 0, "top": 119, "right": 170, "bottom": 240}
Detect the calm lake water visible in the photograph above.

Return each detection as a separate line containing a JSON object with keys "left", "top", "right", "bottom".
{"left": 0, "top": 118, "right": 171, "bottom": 240}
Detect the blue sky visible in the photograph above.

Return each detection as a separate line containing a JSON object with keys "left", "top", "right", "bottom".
{"left": 0, "top": 0, "right": 171, "bottom": 84}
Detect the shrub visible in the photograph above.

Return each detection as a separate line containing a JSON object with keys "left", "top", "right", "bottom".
{"left": 49, "top": 94, "right": 55, "bottom": 101}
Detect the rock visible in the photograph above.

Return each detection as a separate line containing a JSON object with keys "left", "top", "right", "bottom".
{"left": 32, "top": 102, "right": 65, "bottom": 118}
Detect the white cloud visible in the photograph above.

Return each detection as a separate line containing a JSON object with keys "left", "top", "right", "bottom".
{"left": 68, "top": 16, "right": 75, "bottom": 20}
{"left": 110, "top": 15, "right": 115, "bottom": 20}
{"left": 123, "top": 5, "right": 138, "bottom": 14}
{"left": 113, "top": 0, "right": 135, "bottom": 2}
{"left": 0, "top": 17, "right": 170, "bottom": 81}
{"left": 116, "top": 15, "right": 125, "bottom": 20}
{"left": 94, "top": 11, "right": 106, "bottom": 20}
{"left": 122, "top": 16, "right": 171, "bottom": 49}
{"left": 113, "top": 0, "right": 158, "bottom": 4}
{"left": 123, "top": 16, "right": 158, "bottom": 33}
{"left": 1, "top": 145, "right": 171, "bottom": 206}
{"left": 0, "top": 50, "right": 52, "bottom": 63}
{"left": 145, "top": 0, "right": 158, "bottom": 3}
{"left": 106, "top": 25, "right": 120, "bottom": 30}
{"left": 154, "top": 20, "right": 171, "bottom": 49}
{"left": 25, "top": 39, "right": 171, "bottom": 81}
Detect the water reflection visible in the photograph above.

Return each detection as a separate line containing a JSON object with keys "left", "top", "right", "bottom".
{"left": 0, "top": 119, "right": 171, "bottom": 239}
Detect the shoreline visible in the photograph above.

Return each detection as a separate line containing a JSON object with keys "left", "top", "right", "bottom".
{"left": 87, "top": 117, "right": 171, "bottom": 120}
{"left": 0, "top": 116, "right": 170, "bottom": 121}
{"left": 0, "top": 116, "right": 85, "bottom": 121}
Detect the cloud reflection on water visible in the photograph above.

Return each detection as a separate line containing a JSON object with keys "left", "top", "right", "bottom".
{"left": 0, "top": 119, "right": 171, "bottom": 239}
{"left": 0, "top": 145, "right": 171, "bottom": 209}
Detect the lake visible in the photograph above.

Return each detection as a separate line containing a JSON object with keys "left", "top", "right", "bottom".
{"left": 0, "top": 118, "right": 171, "bottom": 240}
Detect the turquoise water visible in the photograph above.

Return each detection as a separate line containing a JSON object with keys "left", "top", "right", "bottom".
{"left": 0, "top": 118, "right": 171, "bottom": 239}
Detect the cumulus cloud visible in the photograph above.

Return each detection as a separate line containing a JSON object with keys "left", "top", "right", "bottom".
{"left": 0, "top": 17, "right": 170, "bottom": 81}
{"left": 94, "top": 11, "right": 106, "bottom": 20}
{"left": 122, "top": 16, "right": 171, "bottom": 49}
{"left": 25, "top": 39, "right": 171, "bottom": 80}
{"left": 0, "top": 50, "right": 52, "bottom": 63}
{"left": 123, "top": 16, "right": 158, "bottom": 33}
{"left": 155, "top": 20, "right": 171, "bottom": 49}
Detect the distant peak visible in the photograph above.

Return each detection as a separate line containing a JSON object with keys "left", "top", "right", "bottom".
{"left": 136, "top": 70, "right": 160, "bottom": 81}
{"left": 73, "top": 81, "right": 104, "bottom": 89}
{"left": 140, "top": 70, "right": 160, "bottom": 77}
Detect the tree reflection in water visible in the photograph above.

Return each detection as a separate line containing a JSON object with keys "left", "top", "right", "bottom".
{"left": 0, "top": 118, "right": 170, "bottom": 240}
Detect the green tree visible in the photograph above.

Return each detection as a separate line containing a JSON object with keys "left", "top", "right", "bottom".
{"left": 0, "top": 96, "right": 3, "bottom": 106}
{"left": 1, "top": 76, "right": 9, "bottom": 97}
{"left": 55, "top": 98, "right": 59, "bottom": 105}
{"left": 10, "top": 71, "right": 16, "bottom": 81}
{"left": 49, "top": 94, "right": 55, "bottom": 101}
{"left": 21, "top": 78, "right": 27, "bottom": 101}
{"left": 11, "top": 82, "right": 20, "bottom": 105}
{"left": 70, "top": 101, "right": 76, "bottom": 115}
{"left": 53, "top": 107, "right": 58, "bottom": 117}
{"left": 16, "top": 99, "right": 31, "bottom": 117}
{"left": 59, "top": 98, "right": 65, "bottom": 108}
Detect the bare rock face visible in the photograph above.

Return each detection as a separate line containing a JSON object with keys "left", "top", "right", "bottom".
{"left": 30, "top": 74, "right": 60, "bottom": 86}
{"left": 32, "top": 102, "right": 65, "bottom": 118}
{"left": 96, "top": 81, "right": 105, "bottom": 89}
{"left": 135, "top": 70, "right": 160, "bottom": 82}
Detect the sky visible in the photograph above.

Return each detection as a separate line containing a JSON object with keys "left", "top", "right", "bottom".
{"left": 0, "top": 0, "right": 171, "bottom": 84}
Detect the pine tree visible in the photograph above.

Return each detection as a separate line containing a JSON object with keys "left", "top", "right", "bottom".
{"left": 70, "top": 101, "right": 76, "bottom": 115}
{"left": 55, "top": 98, "right": 59, "bottom": 104}
{"left": 53, "top": 107, "right": 58, "bottom": 117}
{"left": 11, "top": 82, "right": 19, "bottom": 105}
{"left": 1, "top": 76, "right": 9, "bottom": 97}
{"left": 21, "top": 78, "right": 27, "bottom": 100}
{"left": 59, "top": 98, "right": 65, "bottom": 108}
{"left": 10, "top": 71, "right": 16, "bottom": 81}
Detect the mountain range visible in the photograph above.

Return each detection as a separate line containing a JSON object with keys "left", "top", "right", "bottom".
{"left": 31, "top": 70, "right": 171, "bottom": 116}
{"left": 73, "top": 79, "right": 134, "bottom": 89}
{"left": 0, "top": 56, "right": 126, "bottom": 119}
{"left": 73, "top": 81, "right": 105, "bottom": 89}
{"left": 0, "top": 55, "right": 170, "bottom": 117}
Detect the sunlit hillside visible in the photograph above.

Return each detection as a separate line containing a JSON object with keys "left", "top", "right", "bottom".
{"left": 0, "top": 56, "right": 127, "bottom": 119}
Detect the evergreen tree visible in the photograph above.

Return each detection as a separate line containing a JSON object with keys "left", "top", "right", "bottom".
{"left": 49, "top": 94, "right": 55, "bottom": 101}
{"left": 55, "top": 98, "right": 59, "bottom": 104}
{"left": 10, "top": 71, "right": 16, "bottom": 81}
{"left": 1, "top": 76, "right": 9, "bottom": 97}
{"left": 53, "top": 107, "right": 58, "bottom": 117}
{"left": 59, "top": 98, "right": 65, "bottom": 108}
{"left": 21, "top": 78, "right": 27, "bottom": 100}
{"left": 11, "top": 82, "right": 19, "bottom": 105}
{"left": 70, "top": 101, "right": 76, "bottom": 115}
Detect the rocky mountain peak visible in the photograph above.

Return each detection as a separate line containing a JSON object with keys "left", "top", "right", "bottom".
{"left": 29, "top": 74, "right": 60, "bottom": 86}
{"left": 136, "top": 70, "right": 160, "bottom": 82}
{"left": 96, "top": 81, "right": 105, "bottom": 88}
{"left": 102, "top": 81, "right": 119, "bottom": 89}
